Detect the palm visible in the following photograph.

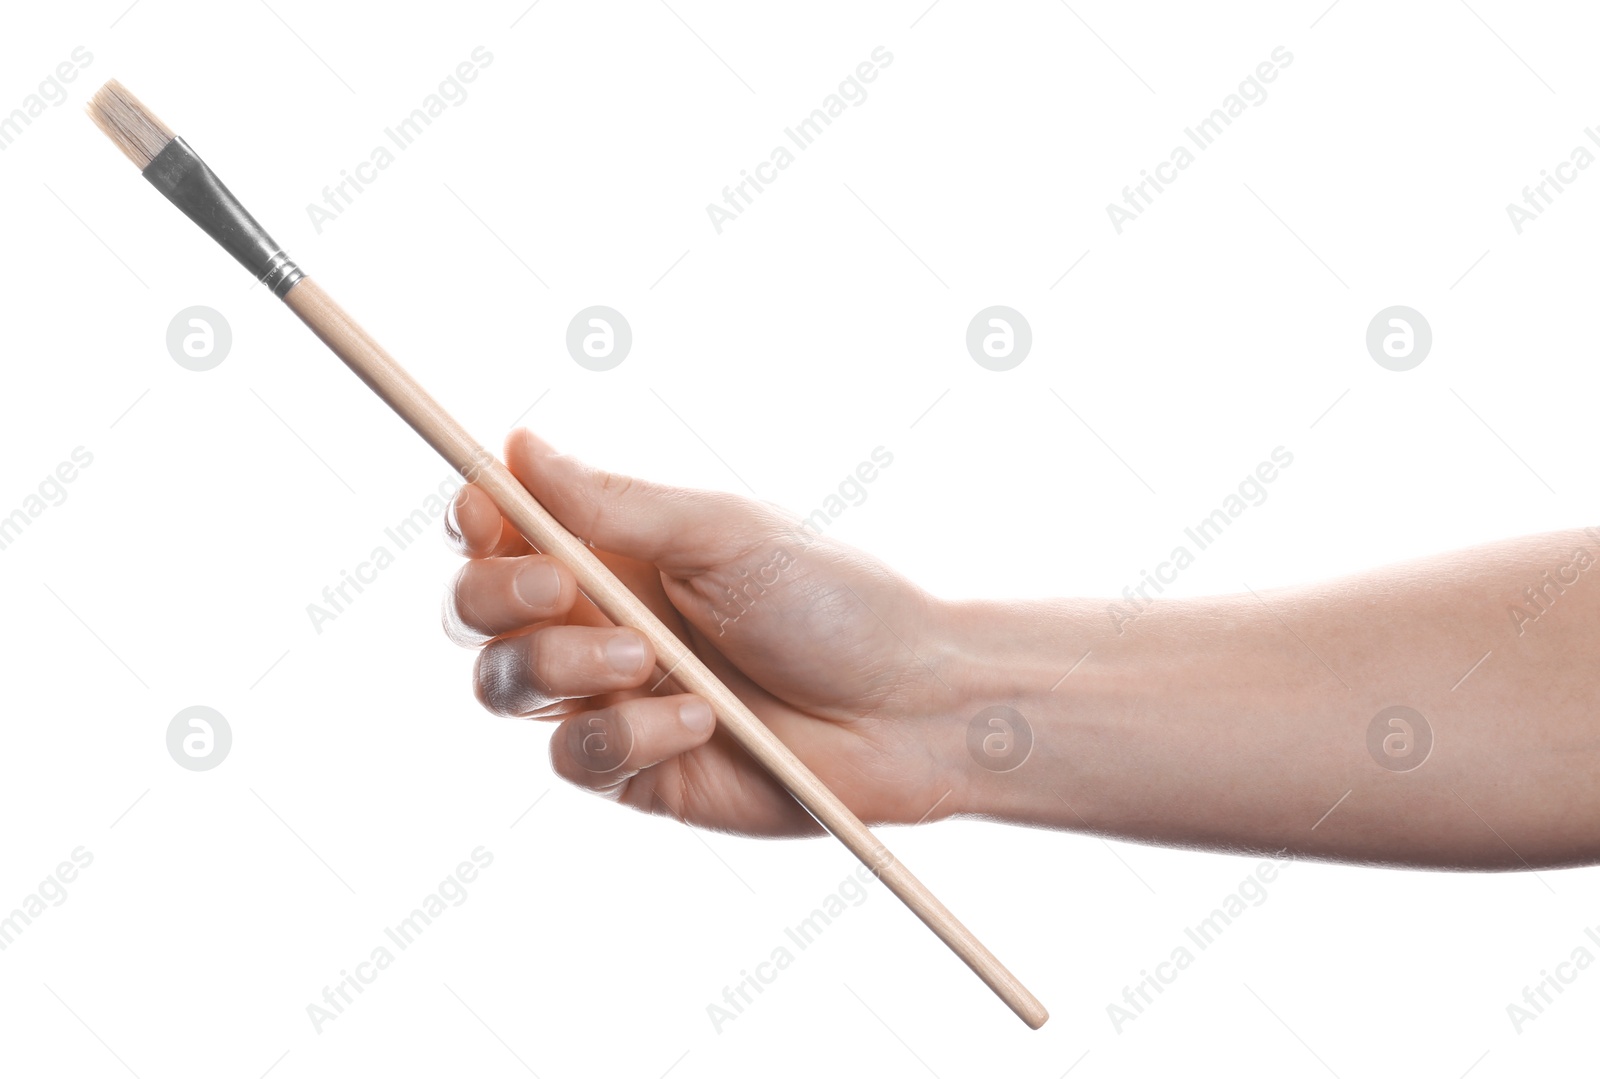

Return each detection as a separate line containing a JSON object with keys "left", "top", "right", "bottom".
{"left": 587, "top": 536, "right": 946, "bottom": 835}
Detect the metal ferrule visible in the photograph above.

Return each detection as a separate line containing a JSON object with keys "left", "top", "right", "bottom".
{"left": 141, "top": 137, "right": 304, "bottom": 298}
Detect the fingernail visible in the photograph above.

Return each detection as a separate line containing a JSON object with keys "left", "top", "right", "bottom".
{"left": 514, "top": 561, "right": 562, "bottom": 609}
{"left": 605, "top": 633, "right": 646, "bottom": 675}
{"left": 679, "top": 698, "right": 714, "bottom": 733}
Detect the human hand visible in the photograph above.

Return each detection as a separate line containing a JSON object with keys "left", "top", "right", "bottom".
{"left": 442, "top": 430, "right": 971, "bottom": 836}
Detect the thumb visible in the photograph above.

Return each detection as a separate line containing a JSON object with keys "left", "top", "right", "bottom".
{"left": 505, "top": 428, "right": 776, "bottom": 574}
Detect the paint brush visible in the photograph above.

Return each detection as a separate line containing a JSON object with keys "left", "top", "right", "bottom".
{"left": 85, "top": 78, "right": 1047, "bottom": 1029}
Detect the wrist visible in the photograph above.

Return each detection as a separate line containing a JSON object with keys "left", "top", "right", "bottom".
{"left": 925, "top": 595, "right": 1108, "bottom": 827}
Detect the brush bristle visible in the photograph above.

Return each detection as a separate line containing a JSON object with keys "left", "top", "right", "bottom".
{"left": 87, "top": 79, "right": 175, "bottom": 170}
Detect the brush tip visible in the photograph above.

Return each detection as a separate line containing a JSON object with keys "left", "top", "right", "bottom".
{"left": 86, "top": 79, "right": 175, "bottom": 170}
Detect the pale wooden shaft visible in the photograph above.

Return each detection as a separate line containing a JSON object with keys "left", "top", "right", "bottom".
{"left": 282, "top": 277, "right": 1048, "bottom": 1028}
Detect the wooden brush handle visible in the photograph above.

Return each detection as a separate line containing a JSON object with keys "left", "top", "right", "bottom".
{"left": 283, "top": 277, "right": 1048, "bottom": 1029}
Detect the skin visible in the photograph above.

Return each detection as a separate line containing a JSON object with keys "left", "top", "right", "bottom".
{"left": 443, "top": 429, "right": 1600, "bottom": 869}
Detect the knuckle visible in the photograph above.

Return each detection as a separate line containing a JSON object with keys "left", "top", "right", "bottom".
{"left": 521, "top": 629, "right": 561, "bottom": 691}
{"left": 568, "top": 464, "right": 622, "bottom": 541}
{"left": 597, "top": 468, "right": 635, "bottom": 500}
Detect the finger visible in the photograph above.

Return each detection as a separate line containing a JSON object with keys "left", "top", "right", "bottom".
{"left": 550, "top": 694, "right": 715, "bottom": 795}
{"left": 444, "top": 483, "right": 532, "bottom": 559}
{"left": 504, "top": 428, "right": 775, "bottom": 573}
{"left": 443, "top": 555, "right": 577, "bottom": 646}
{"left": 473, "top": 625, "right": 655, "bottom": 717}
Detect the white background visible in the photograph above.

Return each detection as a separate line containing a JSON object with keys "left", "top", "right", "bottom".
{"left": 2, "top": 0, "right": 1597, "bottom": 1075}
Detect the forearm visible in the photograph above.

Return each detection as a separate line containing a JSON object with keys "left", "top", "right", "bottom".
{"left": 937, "top": 528, "right": 1600, "bottom": 869}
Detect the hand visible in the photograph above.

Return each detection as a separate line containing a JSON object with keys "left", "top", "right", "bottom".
{"left": 442, "top": 430, "right": 967, "bottom": 836}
